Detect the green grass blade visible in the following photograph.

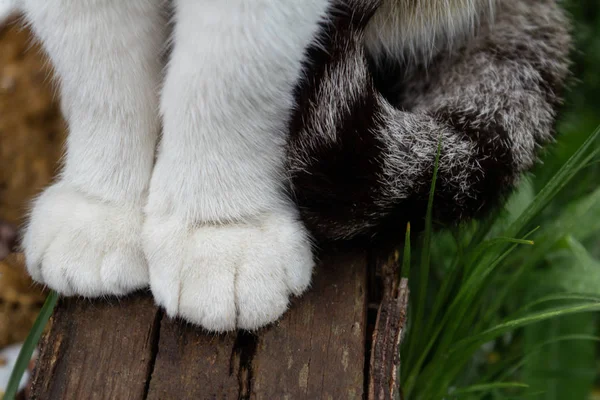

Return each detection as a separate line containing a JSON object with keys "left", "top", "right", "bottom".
{"left": 423, "top": 255, "right": 461, "bottom": 348}
{"left": 479, "top": 334, "right": 600, "bottom": 385}
{"left": 450, "top": 302, "right": 600, "bottom": 357}
{"left": 480, "top": 189, "right": 600, "bottom": 327}
{"left": 404, "top": 139, "right": 442, "bottom": 371}
{"left": 504, "top": 125, "right": 600, "bottom": 238}
{"left": 450, "top": 382, "right": 529, "bottom": 396}
{"left": 418, "top": 303, "right": 600, "bottom": 400}
{"left": 494, "top": 334, "right": 600, "bottom": 383}
{"left": 403, "top": 237, "right": 528, "bottom": 397}
{"left": 415, "top": 139, "right": 441, "bottom": 318}
{"left": 513, "top": 293, "right": 600, "bottom": 316}
{"left": 401, "top": 222, "right": 411, "bottom": 279}
{"left": 4, "top": 291, "right": 58, "bottom": 400}
{"left": 433, "top": 234, "right": 535, "bottom": 356}
{"left": 462, "top": 235, "right": 536, "bottom": 277}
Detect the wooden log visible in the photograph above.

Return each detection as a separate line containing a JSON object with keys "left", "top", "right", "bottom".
{"left": 29, "top": 293, "right": 160, "bottom": 400}
{"left": 145, "top": 249, "right": 368, "bottom": 399}
{"left": 29, "top": 247, "right": 409, "bottom": 399}
{"left": 146, "top": 321, "right": 240, "bottom": 399}
{"left": 367, "top": 245, "right": 411, "bottom": 400}
{"left": 249, "top": 250, "right": 366, "bottom": 399}
{"left": 369, "top": 278, "right": 409, "bottom": 400}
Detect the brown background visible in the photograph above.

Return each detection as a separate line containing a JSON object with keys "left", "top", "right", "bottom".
{"left": 0, "top": 19, "right": 62, "bottom": 348}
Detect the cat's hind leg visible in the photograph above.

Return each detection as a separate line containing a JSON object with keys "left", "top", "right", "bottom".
{"left": 21, "top": 0, "right": 167, "bottom": 296}
{"left": 144, "top": 0, "right": 330, "bottom": 331}
{"left": 288, "top": 0, "right": 571, "bottom": 240}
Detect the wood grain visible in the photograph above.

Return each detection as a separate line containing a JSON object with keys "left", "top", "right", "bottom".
{"left": 146, "top": 248, "right": 368, "bottom": 399}
{"left": 250, "top": 249, "right": 367, "bottom": 400}
{"left": 28, "top": 248, "right": 407, "bottom": 400}
{"left": 29, "top": 293, "right": 160, "bottom": 400}
{"left": 146, "top": 319, "right": 241, "bottom": 400}
{"left": 368, "top": 248, "right": 410, "bottom": 400}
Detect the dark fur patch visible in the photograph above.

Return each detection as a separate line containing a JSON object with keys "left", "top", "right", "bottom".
{"left": 289, "top": 94, "right": 386, "bottom": 240}
{"left": 286, "top": 0, "right": 571, "bottom": 242}
{"left": 434, "top": 108, "right": 517, "bottom": 220}
{"left": 288, "top": 3, "right": 388, "bottom": 240}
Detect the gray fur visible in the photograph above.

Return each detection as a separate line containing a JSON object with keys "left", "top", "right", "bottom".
{"left": 365, "top": 0, "right": 495, "bottom": 65}
{"left": 287, "top": 0, "right": 572, "bottom": 240}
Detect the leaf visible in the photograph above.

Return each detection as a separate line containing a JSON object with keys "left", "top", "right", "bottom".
{"left": 522, "top": 314, "right": 596, "bottom": 400}
{"left": 4, "top": 291, "right": 58, "bottom": 400}
{"left": 449, "top": 382, "right": 529, "bottom": 396}
{"left": 403, "top": 139, "right": 442, "bottom": 378}
{"left": 504, "top": 125, "right": 600, "bottom": 238}
{"left": 402, "top": 222, "right": 411, "bottom": 279}
{"left": 538, "top": 236, "right": 600, "bottom": 295}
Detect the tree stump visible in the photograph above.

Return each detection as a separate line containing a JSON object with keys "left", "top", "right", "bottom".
{"left": 28, "top": 245, "right": 408, "bottom": 400}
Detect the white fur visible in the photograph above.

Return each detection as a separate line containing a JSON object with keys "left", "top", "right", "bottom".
{"left": 143, "top": 206, "right": 313, "bottom": 331}
{"left": 0, "top": 0, "right": 19, "bottom": 26}
{"left": 23, "top": 184, "right": 148, "bottom": 296}
{"left": 21, "top": 0, "right": 166, "bottom": 295}
{"left": 144, "top": 0, "right": 327, "bottom": 330}
{"left": 148, "top": 0, "right": 329, "bottom": 222}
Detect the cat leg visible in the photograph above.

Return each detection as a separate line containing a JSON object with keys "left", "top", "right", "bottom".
{"left": 144, "top": 0, "right": 329, "bottom": 331}
{"left": 21, "top": 0, "right": 167, "bottom": 296}
{"left": 288, "top": 0, "right": 571, "bottom": 240}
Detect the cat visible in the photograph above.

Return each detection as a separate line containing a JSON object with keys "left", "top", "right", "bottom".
{"left": 0, "top": 0, "right": 570, "bottom": 331}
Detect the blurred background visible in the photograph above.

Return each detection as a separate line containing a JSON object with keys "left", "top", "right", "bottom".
{"left": 0, "top": 15, "right": 64, "bottom": 396}
{"left": 0, "top": 19, "right": 62, "bottom": 350}
{"left": 0, "top": 1, "right": 598, "bottom": 398}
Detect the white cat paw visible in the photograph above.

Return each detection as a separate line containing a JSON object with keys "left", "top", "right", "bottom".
{"left": 23, "top": 184, "right": 149, "bottom": 297}
{"left": 143, "top": 210, "right": 314, "bottom": 332}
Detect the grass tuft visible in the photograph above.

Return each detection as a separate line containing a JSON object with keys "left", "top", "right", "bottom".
{"left": 400, "top": 124, "right": 600, "bottom": 399}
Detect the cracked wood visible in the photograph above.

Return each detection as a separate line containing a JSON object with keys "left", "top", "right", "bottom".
{"left": 147, "top": 249, "right": 368, "bottom": 399}
{"left": 29, "top": 293, "right": 160, "bottom": 400}
{"left": 29, "top": 248, "right": 369, "bottom": 399}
